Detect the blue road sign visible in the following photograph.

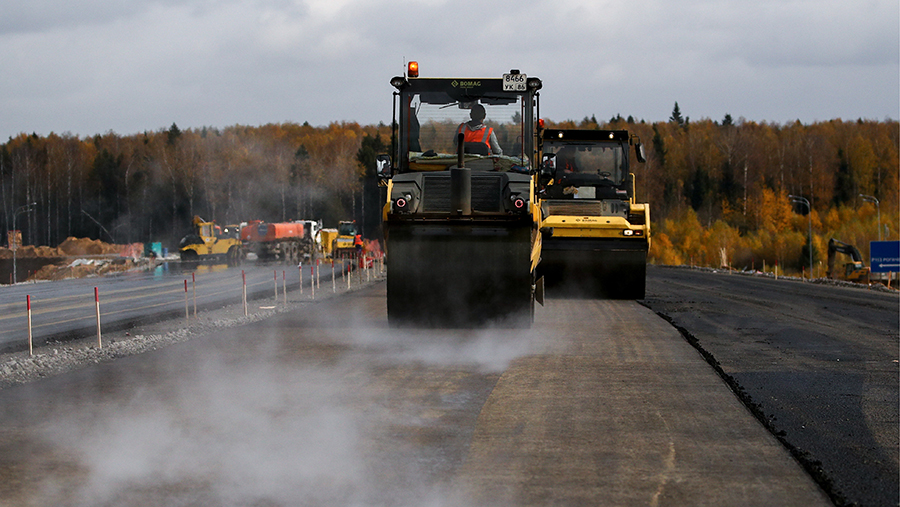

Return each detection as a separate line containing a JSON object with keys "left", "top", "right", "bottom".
{"left": 870, "top": 241, "right": 900, "bottom": 273}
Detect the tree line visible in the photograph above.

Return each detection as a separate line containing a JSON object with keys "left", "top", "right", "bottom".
{"left": 1, "top": 122, "right": 390, "bottom": 249}
{"left": 2, "top": 108, "right": 897, "bottom": 274}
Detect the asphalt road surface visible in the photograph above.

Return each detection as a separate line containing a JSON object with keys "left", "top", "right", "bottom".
{"left": 0, "top": 267, "right": 895, "bottom": 506}
{"left": 640, "top": 266, "right": 899, "bottom": 507}
{"left": 0, "top": 260, "right": 349, "bottom": 352}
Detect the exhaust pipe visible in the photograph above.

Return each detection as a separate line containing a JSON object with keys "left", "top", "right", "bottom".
{"left": 452, "top": 133, "right": 471, "bottom": 215}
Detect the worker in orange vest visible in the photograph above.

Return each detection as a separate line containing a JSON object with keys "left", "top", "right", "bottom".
{"left": 354, "top": 234, "right": 364, "bottom": 254}
{"left": 455, "top": 104, "right": 502, "bottom": 156}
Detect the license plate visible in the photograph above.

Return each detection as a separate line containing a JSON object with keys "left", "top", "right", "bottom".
{"left": 503, "top": 73, "right": 527, "bottom": 91}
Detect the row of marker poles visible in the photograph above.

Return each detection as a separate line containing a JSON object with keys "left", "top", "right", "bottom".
{"left": 22, "top": 258, "right": 376, "bottom": 356}
{"left": 193, "top": 259, "right": 366, "bottom": 326}
{"left": 299, "top": 263, "right": 315, "bottom": 299}
{"left": 24, "top": 286, "right": 103, "bottom": 357}
{"left": 297, "top": 261, "right": 350, "bottom": 300}
{"left": 23, "top": 259, "right": 365, "bottom": 355}
{"left": 29, "top": 257, "right": 380, "bottom": 355}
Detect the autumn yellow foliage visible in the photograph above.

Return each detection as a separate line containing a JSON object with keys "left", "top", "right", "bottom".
{"left": 2, "top": 115, "right": 897, "bottom": 275}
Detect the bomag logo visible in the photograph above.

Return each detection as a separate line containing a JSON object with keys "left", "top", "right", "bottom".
{"left": 452, "top": 80, "right": 481, "bottom": 88}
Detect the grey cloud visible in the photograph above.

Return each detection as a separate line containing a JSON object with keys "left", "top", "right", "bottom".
{"left": 0, "top": 0, "right": 896, "bottom": 139}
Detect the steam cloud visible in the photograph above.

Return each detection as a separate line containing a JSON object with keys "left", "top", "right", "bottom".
{"left": 35, "top": 306, "right": 549, "bottom": 506}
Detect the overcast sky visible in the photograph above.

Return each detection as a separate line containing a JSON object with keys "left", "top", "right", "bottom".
{"left": 1, "top": 0, "right": 897, "bottom": 140}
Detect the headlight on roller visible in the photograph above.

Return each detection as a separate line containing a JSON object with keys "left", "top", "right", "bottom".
{"left": 394, "top": 193, "right": 413, "bottom": 213}
{"left": 509, "top": 194, "right": 528, "bottom": 212}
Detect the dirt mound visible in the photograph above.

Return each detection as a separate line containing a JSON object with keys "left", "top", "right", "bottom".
{"left": 57, "top": 237, "right": 122, "bottom": 256}
{"left": 1, "top": 237, "right": 148, "bottom": 282}
{"left": 0, "top": 237, "right": 137, "bottom": 259}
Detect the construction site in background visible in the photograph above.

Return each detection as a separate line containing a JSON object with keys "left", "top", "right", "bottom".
{"left": 177, "top": 216, "right": 378, "bottom": 267}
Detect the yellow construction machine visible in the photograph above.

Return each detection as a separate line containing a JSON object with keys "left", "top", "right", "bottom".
{"left": 827, "top": 238, "right": 869, "bottom": 283}
{"left": 332, "top": 221, "right": 359, "bottom": 259}
{"left": 537, "top": 129, "right": 650, "bottom": 298}
{"left": 178, "top": 216, "right": 243, "bottom": 266}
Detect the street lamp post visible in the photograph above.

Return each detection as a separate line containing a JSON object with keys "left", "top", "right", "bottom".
{"left": 11, "top": 202, "right": 37, "bottom": 284}
{"left": 789, "top": 195, "right": 812, "bottom": 279}
{"left": 859, "top": 194, "right": 881, "bottom": 241}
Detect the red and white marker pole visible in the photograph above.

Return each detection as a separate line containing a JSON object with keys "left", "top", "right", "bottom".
{"left": 242, "top": 270, "right": 248, "bottom": 316}
{"left": 299, "top": 263, "right": 303, "bottom": 295}
{"left": 283, "top": 270, "right": 287, "bottom": 305}
{"left": 331, "top": 259, "right": 336, "bottom": 293}
{"left": 26, "top": 295, "right": 33, "bottom": 356}
{"left": 184, "top": 279, "right": 189, "bottom": 324}
{"left": 311, "top": 266, "right": 315, "bottom": 299}
{"left": 94, "top": 287, "right": 102, "bottom": 349}
{"left": 274, "top": 270, "right": 278, "bottom": 302}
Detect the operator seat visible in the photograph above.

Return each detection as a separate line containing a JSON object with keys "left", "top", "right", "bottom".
{"left": 463, "top": 142, "right": 491, "bottom": 155}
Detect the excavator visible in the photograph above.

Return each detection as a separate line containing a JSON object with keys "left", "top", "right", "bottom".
{"left": 826, "top": 238, "right": 869, "bottom": 283}
{"left": 377, "top": 62, "right": 544, "bottom": 327}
